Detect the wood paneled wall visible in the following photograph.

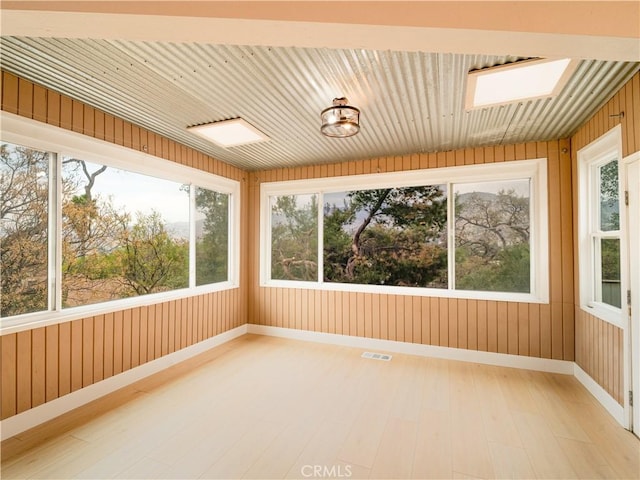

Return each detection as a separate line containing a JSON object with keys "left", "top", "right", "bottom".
{"left": 0, "top": 72, "right": 250, "bottom": 421}
{"left": 1, "top": 292, "right": 243, "bottom": 419}
{"left": 248, "top": 140, "right": 576, "bottom": 361}
{"left": 571, "top": 70, "right": 640, "bottom": 405}
{"left": 575, "top": 308, "right": 624, "bottom": 405}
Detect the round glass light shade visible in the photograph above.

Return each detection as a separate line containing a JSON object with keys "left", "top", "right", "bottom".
{"left": 320, "top": 99, "right": 360, "bottom": 138}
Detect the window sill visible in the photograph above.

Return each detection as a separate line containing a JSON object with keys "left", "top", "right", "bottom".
{"left": 261, "top": 279, "right": 548, "bottom": 304}
{"left": 580, "top": 302, "right": 624, "bottom": 328}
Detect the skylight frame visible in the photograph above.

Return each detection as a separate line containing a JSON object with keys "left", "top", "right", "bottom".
{"left": 465, "top": 58, "right": 579, "bottom": 110}
{"left": 187, "top": 118, "right": 270, "bottom": 148}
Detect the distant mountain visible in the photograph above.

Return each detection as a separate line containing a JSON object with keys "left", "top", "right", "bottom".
{"left": 456, "top": 191, "right": 499, "bottom": 204}
{"left": 165, "top": 219, "right": 205, "bottom": 240}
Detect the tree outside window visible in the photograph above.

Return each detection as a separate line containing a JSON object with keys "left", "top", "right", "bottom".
{"left": 323, "top": 186, "right": 448, "bottom": 288}
{"left": 1, "top": 143, "right": 50, "bottom": 317}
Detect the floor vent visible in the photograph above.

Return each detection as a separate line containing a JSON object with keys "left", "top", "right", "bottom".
{"left": 361, "top": 351, "right": 392, "bottom": 361}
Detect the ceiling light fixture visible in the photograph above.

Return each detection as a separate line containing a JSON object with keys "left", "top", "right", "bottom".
{"left": 320, "top": 97, "right": 360, "bottom": 138}
{"left": 187, "top": 118, "right": 269, "bottom": 147}
{"left": 465, "top": 58, "right": 579, "bottom": 110}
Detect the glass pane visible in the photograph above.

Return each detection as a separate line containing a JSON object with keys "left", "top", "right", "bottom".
{"left": 1, "top": 143, "right": 49, "bottom": 317}
{"left": 270, "top": 194, "right": 318, "bottom": 281}
{"left": 323, "top": 186, "right": 448, "bottom": 288}
{"left": 599, "top": 160, "right": 619, "bottom": 231}
{"left": 195, "top": 187, "right": 228, "bottom": 285}
{"left": 600, "top": 238, "right": 621, "bottom": 308}
{"left": 455, "top": 179, "right": 530, "bottom": 293}
{"left": 61, "top": 158, "right": 189, "bottom": 307}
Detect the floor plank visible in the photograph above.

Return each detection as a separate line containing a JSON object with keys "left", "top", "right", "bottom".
{"left": 1, "top": 334, "right": 638, "bottom": 480}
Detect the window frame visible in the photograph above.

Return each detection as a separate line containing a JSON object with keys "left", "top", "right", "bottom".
{"left": 260, "top": 158, "right": 548, "bottom": 303}
{"left": 577, "top": 125, "right": 624, "bottom": 326}
{"left": 1, "top": 111, "right": 240, "bottom": 334}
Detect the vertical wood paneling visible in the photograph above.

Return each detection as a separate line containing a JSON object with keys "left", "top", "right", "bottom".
{"left": 131, "top": 309, "right": 140, "bottom": 368}
{"left": 103, "top": 313, "right": 114, "bottom": 379}
{"left": 528, "top": 303, "right": 540, "bottom": 357}
{"left": 71, "top": 100, "right": 83, "bottom": 133}
{"left": 447, "top": 298, "right": 457, "bottom": 348}
{"left": 161, "top": 302, "right": 169, "bottom": 355}
{"left": 70, "top": 320, "right": 83, "bottom": 392}
{"left": 539, "top": 303, "right": 552, "bottom": 359}
{"left": 497, "top": 302, "right": 508, "bottom": 354}
{"left": 571, "top": 71, "right": 639, "bottom": 405}
{"left": 1, "top": 334, "right": 17, "bottom": 419}
{"left": 122, "top": 309, "right": 132, "bottom": 371}
{"left": 170, "top": 300, "right": 178, "bottom": 353}
{"left": 438, "top": 297, "right": 448, "bottom": 347}
{"left": 17, "top": 78, "right": 33, "bottom": 119}
{"left": 518, "top": 304, "right": 529, "bottom": 357}
{"left": 31, "top": 328, "right": 46, "bottom": 408}
{"left": 413, "top": 297, "right": 421, "bottom": 345}
{"left": 363, "top": 293, "right": 372, "bottom": 338}
{"left": 420, "top": 297, "right": 429, "bottom": 345}
{"left": 396, "top": 295, "right": 405, "bottom": 342}
{"left": 2, "top": 71, "right": 19, "bottom": 114}
{"left": 81, "top": 318, "right": 93, "bottom": 387}
{"left": 476, "top": 300, "right": 487, "bottom": 352}
{"left": 347, "top": 291, "right": 356, "bottom": 336}
{"left": 16, "top": 331, "right": 32, "bottom": 413}
{"left": 60, "top": 96, "right": 72, "bottom": 130}
{"left": 380, "top": 294, "right": 388, "bottom": 340}
{"left": 45, "top": 325, "right": 59, "bottom": 402}
{"left": 58, "top": 323, "right": 71, "bottom": 396}
{"left": 388, "top": 295, "right": 402, "bottom": 341}
{"left": 507, "top": 302, "right": 518, "bottom": 355}
{"left": 33, "top": 84, "right": 47, "bottom": 123}
{"left": 93, "top": 315, "right": 104, "bottom": 382}
{"left": 47, "top": 90, "right": 60, "bottom": 127}
{"left": 429, "top": 298, "right": 440, "bottom": 345}
{"left": 113, "top": 311, "right": 124, "bottom": 374}
{"left": 487, "top": 301, "right": 498, "bottom": 353}
{"left": 295, "top": 289, "right": 303, "bottom": 331}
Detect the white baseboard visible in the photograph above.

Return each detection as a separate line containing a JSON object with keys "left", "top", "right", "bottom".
{"left": 0, "top": 324, "right": 247, "bottom": 441}
{"left": 247, "top": 325, "right": 575, "bottom": 375}
{"left": 2, "top": 324, "right": 626, "bottom": 441}
{"left": 573, "top": 364, "right": 625, "bottom": 427}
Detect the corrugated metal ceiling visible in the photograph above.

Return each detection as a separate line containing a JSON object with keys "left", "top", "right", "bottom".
{"left": 0, "top": 36, "right": 637, "bottom": 171}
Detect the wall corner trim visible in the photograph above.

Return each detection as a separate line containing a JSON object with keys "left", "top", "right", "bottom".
{"left": 247, "top": 324, "right": 575, "bottom": 375}
{"left": 573, "top": 363, "right": 626, "bottom": 427}
{"left": 0, "top": 324, "right": 248, "bottom": 441}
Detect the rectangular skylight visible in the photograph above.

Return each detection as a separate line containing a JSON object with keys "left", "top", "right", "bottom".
{"left": 187, "top": 118, "right": 269, "bottom": 147}
{"left": 465, "top": 58, "right": 578, "bottom": 110}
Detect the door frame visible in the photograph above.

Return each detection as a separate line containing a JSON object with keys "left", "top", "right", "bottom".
{"left": 622, "top": 151, "right": 639, "bottom": 434}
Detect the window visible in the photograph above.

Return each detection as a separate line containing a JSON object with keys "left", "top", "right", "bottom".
{"left": 578, "top": 126, "right": 623, "bottom": 325}
{"left": 61, "top": 158, "right": 191, "bottom": 307}
{"left": 1, "top": 143, "right": 52, "bottom": 317}
{"left": 270, "top": 194, "right": 318, "bottom": 282}
{"left": 261, "top": 158, "right": 548, "bottom": 303}
{"left": 195, "top": 187, "right": 229, "bottom": 286}
{"left": 455, "top": 179, "right": 531, "bottom": 293}
{"left": 1, "top": 112, "right": 239, "bottom": 331}
{"left": 323, "top": 185, "right": 448, "bottom": 288}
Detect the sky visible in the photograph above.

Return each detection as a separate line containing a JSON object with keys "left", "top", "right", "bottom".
{"left": 65, "top": 160, "right": 190, "bottom": 223}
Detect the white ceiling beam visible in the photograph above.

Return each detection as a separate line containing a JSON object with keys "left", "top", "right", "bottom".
{"left": 0, "top": 9, "right": 638, "bottom": 62}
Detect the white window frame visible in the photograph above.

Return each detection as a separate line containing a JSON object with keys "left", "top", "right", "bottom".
{"left": 260, "top": 158, "right": 548, "bottom": 303}
{"left": 577, "top": 125, "right": 624, "bottom": 327}
{"left": 0, "top": 111, "right": 240, "bottom": 334}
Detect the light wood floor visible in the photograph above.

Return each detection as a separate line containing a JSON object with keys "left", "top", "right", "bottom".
{"left": 1, "top": 334, "right": 639, "bottom": 479}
